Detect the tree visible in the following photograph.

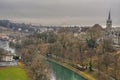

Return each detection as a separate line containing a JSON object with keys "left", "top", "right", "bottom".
{"left": 20, "top": 45, "right": 51, "bottom": 80}
{"left": 102, "top": 53, "right": 111, "bottom": 74}
{"left": 30, "top": 54, "right": 51, "bottom": 80}
{"left": 47, "top": 32, "right": 57, "bottom": 43}
{"left": 87, "top": 24, "right": 103, "bottom": 41}
{"left": 112, "top": 52, "right": 120, "bottom": 80}
{"left": 86, "top": 24, "right": 103, "bottom": 72}
{"left": 86, "top": 38, "right": 96, "bottom": 71}
{"left": 86, "top": 39, "right": 96, "bottom": 48}
{"left": 102, "top": 39, "right": 113, "bottom": 52}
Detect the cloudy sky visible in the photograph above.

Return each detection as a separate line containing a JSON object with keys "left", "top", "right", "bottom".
{"left": 0, "top": 0, "right": 120, "bottom": 26}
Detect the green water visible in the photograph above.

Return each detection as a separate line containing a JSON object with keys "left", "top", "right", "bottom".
{"left": 49, "top": 61, "right": 86, "bottom": 80}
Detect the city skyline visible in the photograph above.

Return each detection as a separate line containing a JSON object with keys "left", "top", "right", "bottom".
{"left": 0, "top": 0, "right": 120, "bottom": 27}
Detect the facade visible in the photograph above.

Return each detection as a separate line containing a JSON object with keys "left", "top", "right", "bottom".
{"left": 0, "top": 53, "right": 17, "bottom": 66}
{"left": 1, "top": 53, "right": 14, "bottom": 62}
{"left": 2, "top": 55, "right": 13, "bottom": 62}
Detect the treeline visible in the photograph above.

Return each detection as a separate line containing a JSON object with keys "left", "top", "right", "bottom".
{"left": 0, "top": 20, "right": 35, "bottom": 32}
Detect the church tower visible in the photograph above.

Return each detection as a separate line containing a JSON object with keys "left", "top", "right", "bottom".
{"left": 105, "top": 11, "right": 113, "bottom": 39}
{"left": 106, "top": 11, "right": 112, "bottom": 30}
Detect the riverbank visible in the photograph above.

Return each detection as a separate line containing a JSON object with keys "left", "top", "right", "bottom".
{"left": 47, "top": 57, "right": 96, "bottom": 80}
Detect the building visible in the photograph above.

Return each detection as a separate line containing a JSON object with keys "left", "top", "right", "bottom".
{"left": 0, "top": 53, "right": 18, "bottom": 66}
{"left": 106, "top": 11, "right": 112, "bottom": 31}
{"left": 1, "top": 53, "right": 14, "bottom": 62}
{"left": 105, "top": 11, "right": 112, "bottom": 38}
{"left": 105, "top": 11, "right": 120, "bottom": 45}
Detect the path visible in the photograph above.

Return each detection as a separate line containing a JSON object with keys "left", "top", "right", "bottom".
{"left": 0, "top": 61, "right": 17, "bottom": 66}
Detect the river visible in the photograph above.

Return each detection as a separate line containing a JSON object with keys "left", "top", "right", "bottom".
{"left": 49, "top": 61, "right": 86, "bottom": 80}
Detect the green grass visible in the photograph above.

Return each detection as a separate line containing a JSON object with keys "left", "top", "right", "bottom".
{"left": 0, "top": 66, "right": 29, "bottom": 80}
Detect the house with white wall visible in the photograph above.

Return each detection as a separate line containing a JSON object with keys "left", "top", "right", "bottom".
{"left": 1, "top": 53, "right": 14, "bottom": 62}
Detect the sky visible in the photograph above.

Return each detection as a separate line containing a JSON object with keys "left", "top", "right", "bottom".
{"left": 0, "top": 0, "right": 120, "bottom": 27}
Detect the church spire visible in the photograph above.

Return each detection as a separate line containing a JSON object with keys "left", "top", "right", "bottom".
{"left": 106, "top": 10, "right": 112, "bottom": 29}
{"left": 108, "top": 10, "right": 111, "bottom": 20}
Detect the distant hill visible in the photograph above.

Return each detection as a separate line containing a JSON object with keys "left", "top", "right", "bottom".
{"left": 0, "top": 20, "right": 35, "bottom": 33}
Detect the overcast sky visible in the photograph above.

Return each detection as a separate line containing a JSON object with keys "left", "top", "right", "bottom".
{"left": 0, "top": 0, "right": 120, "bottom": 26}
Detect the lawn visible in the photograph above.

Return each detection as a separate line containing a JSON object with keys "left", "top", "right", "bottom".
{"left": 0, "top": 66, "right": 29, "bottom": 80}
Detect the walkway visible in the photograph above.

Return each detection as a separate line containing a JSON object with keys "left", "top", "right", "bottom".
{"left": 0, "top": 61, "right": 18, "bottom": 66}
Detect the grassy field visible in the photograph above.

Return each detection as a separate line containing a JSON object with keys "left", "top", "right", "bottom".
{"left": 0, "top": 66, "right": 29, "bottom": 80}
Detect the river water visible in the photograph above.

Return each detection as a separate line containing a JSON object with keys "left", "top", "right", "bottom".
{"left": 49, "top": 61, "right": 86, "bottom": 80}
